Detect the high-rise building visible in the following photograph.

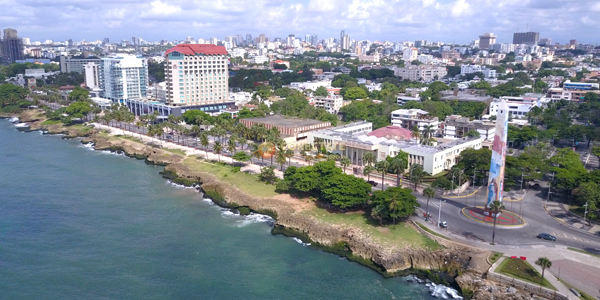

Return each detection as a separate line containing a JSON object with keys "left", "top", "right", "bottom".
{"left": 258, "top": 34, "right": 266, "bottom": 44}
{"left": 99, "top": 54, "right": 148, "bottom": 103}
{"left": 341, "top": 34, "right": 351, "bottom": 50}
{"left": 305, "top": 34, "right": 311, "bottom": 44}
{"left": 311, "top": 34, "right": 318, "bottom": 46}
{"left": 414, "top": 40, "right": 426, "bottom": 47}
{"left": 60, "top": 55, "right": 102, "bottom": 74}
{"left": 1, "top": 28, "right": 25, "bottom": 63}
{"left": 402, "top": 47, "right": 418, "bottom": 61}
{"left": 512, "top": 32, "right": 539, "bottom": 45}
{"left": 538, "top": 38, "right": 552, "bottom": 46}
{"left": 245, "top": 34, "right": 253, "bottom": 46}
{"left": 163, "top": 44, "right": 230, "bottom": 110}
{"left": 83, "top": 62, "right": 100, "bottom": 90}
{"left": 478, "top": 33, "right": 496, "bottom": 50}
{"left": 103, "top": 38, "right": 110, "bottom": 45}
{"left": 22, "top": 37, "right": 30, "bottom": 45}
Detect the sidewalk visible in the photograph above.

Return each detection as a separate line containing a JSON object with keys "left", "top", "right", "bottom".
{"left": 545, "top": 200, "right": 600, "bottom": 236}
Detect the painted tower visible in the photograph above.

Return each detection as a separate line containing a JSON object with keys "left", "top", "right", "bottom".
{"left": 485, "top": 100, "right": 508, "bottom": 214}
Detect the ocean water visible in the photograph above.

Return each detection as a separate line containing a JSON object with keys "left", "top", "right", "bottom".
{"left": 0, "top": 120, "right": 442, "bottom": 300}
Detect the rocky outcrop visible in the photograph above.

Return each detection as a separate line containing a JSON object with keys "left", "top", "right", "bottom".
{"left": 87, "top": 134, "right": 184, "bottom": 165}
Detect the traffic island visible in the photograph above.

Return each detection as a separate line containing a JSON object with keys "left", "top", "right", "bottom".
{"left": 461, "top": 206, "right": 526, "bottom": 228}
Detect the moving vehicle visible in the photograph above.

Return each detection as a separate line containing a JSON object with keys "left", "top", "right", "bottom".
{"left": 439, "top": 221, "right": 448, "bottom": 228}
{"left": 537, "top": 233, "right": 556, "bottom": 241}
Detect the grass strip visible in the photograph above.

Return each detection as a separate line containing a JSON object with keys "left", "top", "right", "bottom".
{"left": 488, "top": 251, "right": 503, "bottom": 264}
{"left": 567, "top": 247, "right": 600, "bottom": 258}
{"left": 497, "top": 258, "right": 556, "bottom": 290}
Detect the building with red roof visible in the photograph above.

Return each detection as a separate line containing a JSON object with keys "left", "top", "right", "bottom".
{"left": 367, "top": 125, "right": 413, "bottom": 141}
{"left": 163, "top": 44, "right": 233, "bottom": 113}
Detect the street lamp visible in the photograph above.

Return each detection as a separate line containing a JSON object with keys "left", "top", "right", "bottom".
{"left": 583, "top": 202, "right": 589, "bottom": 228}
{"left": 437, "top": 199, "right": 446, "bottom": 228}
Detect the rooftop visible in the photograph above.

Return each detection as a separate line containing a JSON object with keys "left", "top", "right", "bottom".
{"left": 368, "top": 125, "right": 412, "bottom": 141}
{"left": 242, "top": 114, "right": 330, "bottom": 128}
{"left": 165, "top": 44, "right": 228, "bottom": 56}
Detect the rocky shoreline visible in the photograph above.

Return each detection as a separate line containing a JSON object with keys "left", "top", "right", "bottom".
{"left": 3, "top": 110, "right": 547, "bottom": 300}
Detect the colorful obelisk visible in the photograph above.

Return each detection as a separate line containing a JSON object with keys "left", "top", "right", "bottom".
{"left": 484, "top": 100, "right": 508, "bottom": 216}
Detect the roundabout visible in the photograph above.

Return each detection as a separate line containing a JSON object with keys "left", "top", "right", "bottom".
{"left": 461, "top": 206, "right": 526, "bottom": 228}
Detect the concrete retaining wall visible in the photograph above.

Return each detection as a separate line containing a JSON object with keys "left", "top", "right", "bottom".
{"left": 487, "top": 271, "right": 568, "bottom": 300}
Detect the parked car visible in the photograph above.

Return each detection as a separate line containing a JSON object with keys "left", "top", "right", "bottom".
{"left": 439, "top": 221, "right": 448, "bottom": 228}
{"left": 537, "top": 233, "right": 556, "bottom": 241}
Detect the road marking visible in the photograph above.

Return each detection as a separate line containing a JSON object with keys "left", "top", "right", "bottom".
{"left": 563, "top": 233, "right": 567, "bottom": 237}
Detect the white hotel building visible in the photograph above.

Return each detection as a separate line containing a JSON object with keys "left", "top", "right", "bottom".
{"left": 164, "top": 44, "right": 230, "bottom": 110}
{"left": 83, "top": 54, "right": 148, "bottom": 103}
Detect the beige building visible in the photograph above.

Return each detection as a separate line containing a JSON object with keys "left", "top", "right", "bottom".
{"left": 164, "top": 44, "right": 229, "bottom": 109}
{"left": 393, "top": 65, "right": 447, "bottom": 82}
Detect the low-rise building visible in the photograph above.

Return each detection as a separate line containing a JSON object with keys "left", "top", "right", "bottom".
{"left": 391, "top": 108, "right": 440, "bottom": 132}
{"left": 443, "top": 115, "right": 495, "bottom": 141}
{"left": 309, "top": 95, "right": 344, "bottom": 114}
{"left": 239, "top": 115, "right": 332, "bottom": 140}
{"left": 393, "top": 65, "right": 447, "bottom": 82}
{"left": 548, "top": 80, "right": 600, "bottom": 102}
{"left": 306, "top": 122, "right": 483, "bottom": 175}
{"left": 286, "top": 80, "right": 332, "bottom": 91}
{"left": 489, "top": 94, "right": 549, "bottom": 118}
{"left": 460, "top": 64, "right": 497, "bottom": 78}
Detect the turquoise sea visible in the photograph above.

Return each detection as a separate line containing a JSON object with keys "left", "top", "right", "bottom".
{"left": 0, "top": 120, "right": 441, "bottom": 299}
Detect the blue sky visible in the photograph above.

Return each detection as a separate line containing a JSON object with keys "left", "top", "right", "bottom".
{"left": 1, "top": 0, "right": 598, "bottom": 44}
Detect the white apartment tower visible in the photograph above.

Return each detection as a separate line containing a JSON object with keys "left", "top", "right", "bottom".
{"left": 99, "top": 54, "right": 148, "bottom": 103}
{"left": 164, "top": 44, "right": 229, "bottom": 108}
{"left": 83, "top": 62, "right": 100, "bottom": 90}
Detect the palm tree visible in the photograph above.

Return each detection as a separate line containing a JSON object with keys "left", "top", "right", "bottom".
{"left": 389, "top": 157, "right": 407, "bottom": 187}
{"left": 371, "top": 204, "right": 386, "bottom": 226}
{"left": 422, "top": 187, "right": 435, "bottom": 220}
{"left": 237, "top": 136, "right": 247, "bottom": 151}
{"left": 389, "top": 194, "right": 400, "bottom": 227}
{"left": 490, "top": 200, "right": 505, "bottom": 245}
{"left": 199, "top": 132, "right": 209, "bottom": 160}
{"left": 327, "top": 154, "right": 340, "bottom": 162}
{"left": 410, "top": 125, "right": 421, "bottom": 144}
{"left": 340, "top": 156, "right": 351, "bottom": 173}
{"left": 363, "top": 165, "right": 375, "bottom": 182}
{"left": 421, "top": 125, "right": 436, "bottom": 145}
{"left": 213, "top": 141, "right": 223, "bottom": 162}
{"left": 250, "top": 143, "right": 261, "bottom": 166}
{"left": 227, "top": 138, "right": 237, "bottom": 154}
{"left": 135, "top": 121, "right": 145, "bottom": 139}
{"left": 284, "top": 149, "right": 294, "bottom": 166}
{"left": 409, "top": 164, "right": 426, "bottom": 190}
{"left": 276, "top": 151, "right": 287, "bottom": 171}
{"left": 535, "top": 257, "right": 552, "bottom": 279}
{"left": 363, "top": 152, "right": 376, "bottom": 167}
{"left": 305, "top": 155, "right": 314, "bottom": 166}
{"left": 375, "top": 160, "right": 390, "bottom": 191}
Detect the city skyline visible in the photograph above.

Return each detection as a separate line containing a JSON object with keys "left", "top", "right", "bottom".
{"left": 2, "top": 0, "right": 599, "bottom": 44}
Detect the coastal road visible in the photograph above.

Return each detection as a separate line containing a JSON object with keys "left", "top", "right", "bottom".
{"left": 414, "top": 188, "right": 600, "bottom": 253}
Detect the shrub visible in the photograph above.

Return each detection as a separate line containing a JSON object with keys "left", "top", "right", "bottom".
{"left": 238, "top": 206, "right": 251, "bottom": 215}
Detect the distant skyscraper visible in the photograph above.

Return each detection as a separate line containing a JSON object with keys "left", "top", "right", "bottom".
{"left": 103, "top": 38, "right": 110, "bottom": 45}
{"left": 245, "top": 34, "right": 253, "bottom": 45}
{"left": 258, "top": 34, "right": 266, "bottom": 44}
{"left": 304, "top": 34, "right": 311, "bottom": 44}
{"left": 1, "top": 28, "right": 25, "bottom": 63}
{"left": 512, "top": 32, "right": 539, "bottom": 45}
{"left": 569, "top": 39, "right": 577, "bottom": 45}
{"left": 414, "top": 40, "right": 426, "bottom": 47}
{"left": 340, "top": 30, "right": 345, "bottom": 42}
{"left": 311, "top": 34, "right": 318, "bottom": 46}
{"left": 341, "top": 34, "right": 351, "bottom": 50}
{"left": 538, "top": 38, "right": 552, "bottom": 46}
{"left": 478, "top": 33, "right": 496, "bottom": 50}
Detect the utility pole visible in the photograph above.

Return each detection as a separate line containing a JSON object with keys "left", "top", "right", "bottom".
{"left": 583, "top": 202, "right": 589, "bottom": 228}
{"left": 520, "top": 171, "right": 524, "bottom": 192}
{"left": 473, "top": 168, "right": 477, "bottom": 187}
{"left": 437, "top": 199, "right": 446, "bottom": 228}
{"left": 452, "top": 173, "right": 456, "bottom": 196}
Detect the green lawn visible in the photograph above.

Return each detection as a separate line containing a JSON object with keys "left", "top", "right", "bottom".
{"left": 303, "top": 207, "right": 443, "bottom": 250}
{"left": 415, "top": 222, "right": 450, "bottom": 240}
{"left": 163, "top": 148, "right": 187, "bottom": 156}
{"left": 115, "top": 135, "right": 144, "bottom": 144}
{"left": 497, "top": 258, "right": 556, "bottom": 290}
{"left": 40, "top": 119, "right": 61, "bottom": 125}
{"left": 183, "top": 157, "right": 278, "bottom": 198}
{"left": 488, "top": 251, "right": 503, "bottom": 264}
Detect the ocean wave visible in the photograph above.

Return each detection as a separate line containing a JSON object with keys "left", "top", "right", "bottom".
{"left": 292, "top": 237, "right": 311, "bottom": 246}
{"left": 79, "top": 142, "right": 95, "bottom": 151}
{"left": 167, "top": 181, "right": 197, "bottom": 189}
{"left": 405, "top": 275, "right": 462, "bottom": 300}
{"left": 235, "top": 213, "right": 274, "bottom": 227}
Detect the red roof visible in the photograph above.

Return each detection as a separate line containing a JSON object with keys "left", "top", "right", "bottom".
{"left": 368, "top": 125, "right": 412, "bottom": 141}
{"left": 165, "top": 44, "right": 227, "bottom": 56}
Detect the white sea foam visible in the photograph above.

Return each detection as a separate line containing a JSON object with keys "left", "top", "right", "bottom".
{"left": 221, "top": 210, "right": 238, "bottom": 217}
{"left": 202, "top": 198, "right": 214, "bottom": 204}
{"left": 79, "top": 142, "right": 95, "bottom": 151}
{"left": 98, "top": 150, "right": 126, "bottom": 157}
{"left": 235, "top": 213, "right": 274, "bottom": 227}
{"left": 292, "top": 237, "right": 311, "bottom": 246}
{"left": 167, "top": 181, "right": 196, "bottom": 189}
{"left": 406, "top": 275, "right": 463, "bottom": 300}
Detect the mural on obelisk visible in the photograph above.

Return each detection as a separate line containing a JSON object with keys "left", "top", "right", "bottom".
{"left": 485, "top": 100, "right": 508, "bottom": 214}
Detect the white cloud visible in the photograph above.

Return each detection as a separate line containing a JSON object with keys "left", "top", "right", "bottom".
{"left": 5, "top": 0, "right": 599, "bottom": 44}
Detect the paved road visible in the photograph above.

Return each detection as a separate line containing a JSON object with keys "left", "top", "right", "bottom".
{"left": 414, "top": 187, "right": 600, "bottom": 254}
